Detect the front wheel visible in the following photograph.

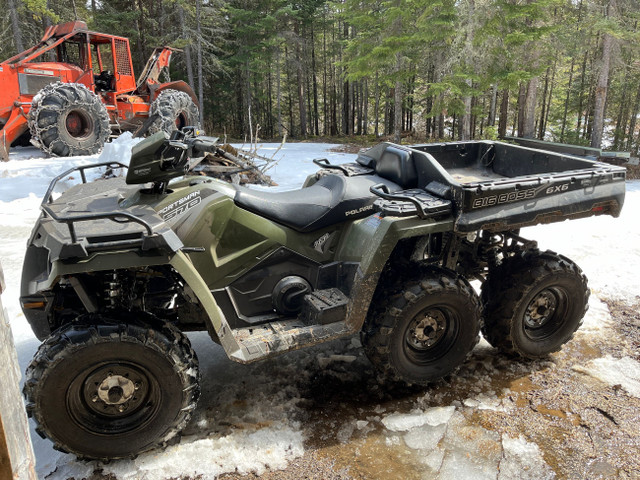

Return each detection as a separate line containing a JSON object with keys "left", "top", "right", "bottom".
{"left": 481, "top": 250, "right": 589, "bottom": 358}
{"left": 362, "top": 267, "right": 481, "bottom": 385}
{"left": 23, "top": 316, "right": 200, "bottom": 459}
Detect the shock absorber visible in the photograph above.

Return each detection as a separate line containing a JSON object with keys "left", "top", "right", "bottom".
{"left": 480, "top": 232, "right": 503, "bottom": 269}
{"left": 104, "top": 271, "right": 121, "bottom": 308}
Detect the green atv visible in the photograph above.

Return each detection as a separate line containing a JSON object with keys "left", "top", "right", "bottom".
{"left": 20, "top": 128, "right": 626, "bottom": 459}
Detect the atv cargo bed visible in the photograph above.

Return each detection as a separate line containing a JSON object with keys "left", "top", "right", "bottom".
{"left": 357, "top": 140, "right": 626, "bottom": 232}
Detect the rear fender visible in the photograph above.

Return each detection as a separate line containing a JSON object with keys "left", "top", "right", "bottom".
{"left": 151, "top": 81, "right": 198, "bottom": 106}
{"left": 337, "top": 214, "right": 455, "bottom": 330}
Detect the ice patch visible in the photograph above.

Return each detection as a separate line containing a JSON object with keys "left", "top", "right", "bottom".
{"left": 463, "top": 393, "right": 508, "bottom": 412}
{"left": 381, "top": 406, "right": 455, "bottom": 432}
{"left": 499, "top": 434, "right": 554, "bottom": 480}
{"left": 580, "top": 296, "right": 613, "bottom": 334}
{"left": 573, "top": 355, "right": 640, "bottom": 398}
{"left": 99, "top": 424, "right": 304, "bottom": 480}
{"left": 403, "top": 423, "right": 447, "bottom": 450}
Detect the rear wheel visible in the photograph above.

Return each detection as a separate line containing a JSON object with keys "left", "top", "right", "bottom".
{"left": 148, "top": 89, "right": 200, "bottom": 136}
{"left": 28, "top": 82, "right": 110, "bottom": 156}
{"left": 481, "top": 250, "right": 589, "bottom": 358}
{"left": 23, "top": 315, "right": 200, "bottom": 460}
{"left": 362, "top": 267, "right": 481, "bottom": 385}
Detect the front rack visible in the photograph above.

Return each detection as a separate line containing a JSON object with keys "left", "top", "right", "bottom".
{"left": 40, "top": 161, "right": 158, "bottom": 254}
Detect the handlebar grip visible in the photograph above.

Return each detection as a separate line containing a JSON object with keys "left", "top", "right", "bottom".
{"left": 192, "top": 137, "right": 220, "bottom": 155}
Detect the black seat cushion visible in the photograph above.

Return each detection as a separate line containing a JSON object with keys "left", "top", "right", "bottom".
{"left": 234, "top": 173, "right": 400, "bottom": 232}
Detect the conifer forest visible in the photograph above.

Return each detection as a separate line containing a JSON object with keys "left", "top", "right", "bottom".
{"left": 2, "top": 0, "right": 639, "bottom": 152}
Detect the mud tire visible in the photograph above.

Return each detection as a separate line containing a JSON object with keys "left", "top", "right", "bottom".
{"left": 361, "top": 267, "right": 481, "bottom": 385}
{"left": 481, "top": 250, "right": 589, "bottom": 358}
{"left": 28, "top": 82, "right": 110, "bottom": 157}
{"left": 23, "top": 315, "right": 200, "bottom": 460}
{"left": 148, "top": 89, "right": 200, "bottom": 136}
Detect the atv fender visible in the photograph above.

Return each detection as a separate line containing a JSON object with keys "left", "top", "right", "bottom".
{"left": 338, "top": 214, "right": 455, "bottom": 330}
{"left": 23, "top": 249, "right": 242, "bottom": 357}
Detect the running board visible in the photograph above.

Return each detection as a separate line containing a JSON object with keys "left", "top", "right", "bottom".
{"left": 228, "top": 319, "right": 352, "bottom": 364}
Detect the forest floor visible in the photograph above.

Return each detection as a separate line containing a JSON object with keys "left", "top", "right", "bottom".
{"left": 214, "top": 300, "right": 640, "bottom": 480}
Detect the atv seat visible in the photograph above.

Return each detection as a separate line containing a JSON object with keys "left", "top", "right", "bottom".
{"left": 234, "top": 173, "right": 400, "bottom": 233}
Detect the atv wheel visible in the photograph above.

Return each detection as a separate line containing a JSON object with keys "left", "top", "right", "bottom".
{"left": 148, "top": 89, "right": 200, "bottom": 136}
{"left": 28, "top": 82, "right": 110, "bottom": 156}
{"left": 362, "top": 267, "right": 481, "bottom": 385}
{"left": 481, "top": 250, "right": 589, "bottom": 358}
{"left": 23, "top": 316, "right": 200, "bottom": 460}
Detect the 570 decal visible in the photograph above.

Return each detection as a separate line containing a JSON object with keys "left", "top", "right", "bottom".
{"left": 472, "top": 183, "right": 570, "bottom": 209}
{"left": 159, "top": 191, "right": 202, "bottom": 221}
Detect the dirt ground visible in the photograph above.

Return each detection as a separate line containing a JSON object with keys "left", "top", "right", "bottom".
{"left": 215, "top": 300, "right": 640, "bottom": 480}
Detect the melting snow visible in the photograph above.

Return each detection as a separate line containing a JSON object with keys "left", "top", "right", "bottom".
{"left": 382, "top": 406, "right": 456, "bottom": 431}
{"left": 573, "top": 355, "right": 640, "bottom": 398}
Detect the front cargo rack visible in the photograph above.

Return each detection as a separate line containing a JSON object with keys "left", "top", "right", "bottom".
{"left": 37, "top": 162, "right": 182, "bottom": 259}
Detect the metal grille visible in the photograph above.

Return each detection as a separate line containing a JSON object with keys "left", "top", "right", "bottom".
{"left": 115, "top": 39, "right": 132, "bottom": 76}
{"left": 18, "top": 73, "right": 60, "bottom": 95}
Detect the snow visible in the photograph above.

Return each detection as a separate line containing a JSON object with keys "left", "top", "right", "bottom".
{"left": 0, "top": 136, "right": 639, "bottom": 479}
{"left": 573, "top": 355, "right": 640, "bottom": 398}
{"left": 382, "top": 406, "right": 456, "bottom": 432}
{"left": 499, "top": 435, "right": 555, "bottom": 480}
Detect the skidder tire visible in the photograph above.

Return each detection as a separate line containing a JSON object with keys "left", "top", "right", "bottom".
{"left": 148, "top": 89, "right": 200, "bottom": 136}
{"left": 28, "top": 82, "right": 110, "bottom": 156}
{"left": 23, "top": 316, "right": 200, "bottom": 460}
{"left": 481, "top": 250, "right": 589, "bottom": 358}
{"left": 362, "top": 267, "right": 481, "bottom": 386}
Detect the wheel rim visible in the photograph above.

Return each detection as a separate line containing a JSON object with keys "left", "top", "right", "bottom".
{"left": 68, "top": 362, "right": 160, "bottom": 436}
{"left": 175, "top": 111, "right": 188, "bottom": 129}
{"left": 65, "top": 110, "right": 94, "bottom": 139}
{"left": 523, "top": 287, "right": 568, "bottom": 340}
{"left": 403, "top": 306, "right": 459, "bottom": 365}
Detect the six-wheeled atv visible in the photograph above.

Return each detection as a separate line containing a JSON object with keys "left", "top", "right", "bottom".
{"left": 20, "top": 129, "right": 626, "bottom": 459}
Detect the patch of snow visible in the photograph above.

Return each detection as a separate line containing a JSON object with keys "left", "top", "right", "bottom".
{"left": 403, "top": 423, "right": 447, "bottom": 450}
{"left": 499, "top": 434, "right": 555, "bottom": 480}
{"left": 580, "top": 296, "right": 613, "bottom": 334}
{"left": 96, "top": 424, "right": 303, "bottom": 480}
{"left": 438, "top": 411, "right": 502, "bottom": 480}
{"left": 381, "top": 406, "right": 455, "bottom": 432}
{"left": 573, "top": 355, "right": 640, "bottom": 398}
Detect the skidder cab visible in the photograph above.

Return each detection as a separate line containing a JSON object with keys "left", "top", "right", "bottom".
{"left": 20, "top": 132, "right": 625, "bottom": 459}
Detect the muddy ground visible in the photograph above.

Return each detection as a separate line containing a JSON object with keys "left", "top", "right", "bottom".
{"left": 213, "top": 300, "right": 640, "bottom": 480}
{"left": 74, "top": 298, "right": 640, "bottom": 480}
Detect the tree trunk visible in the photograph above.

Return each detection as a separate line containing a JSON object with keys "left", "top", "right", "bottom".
{"left": 538, "top": 67, "right": 551, "bottom": 139}
{"left": 295, "top": 25, "right": 307, "bottom": 137}
{"left": 363, "top": 79, "right": 369, "bottom": 135}
{"left": 276, "top": 45, "right": 282, "bottom": 136}
{"left": 196, "top": 0, "right": 204, "bottom": 125}
{"left": 461, "top": 78, "right": 472, "bottom": 141}
{"left": 311, "top": 26, "right": 320, "bottom": 136}
{"left": 522, "top": 77, "right": 538, "bottom": 138}
{"left": 393, "top": 53, "right": 402, "bottom": 143}
{"left": 498, "top": 89, "right": 509, "bottom": 138}
{"left": 374, "top": 73, "right": 380, "bottom": 137}
{"left": 488, "top": 83, "right": 498, "bottom": 127}
{"left": 8, "top": 0, "right": 24, "bottom": 53}
{"left": 560, "top": 57, "right": 575, "bottom": 142}
{"left": 625, "top": 83, "right": 640, "bottom": 151}
{"left": 178, "top": 7, "right": 195, "bottom": 91}
{"left": 591, "top": 1, "right": 616, "bottom": 149}
{"left": 517, "top": 83, "right": 526, "bottom": 136}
